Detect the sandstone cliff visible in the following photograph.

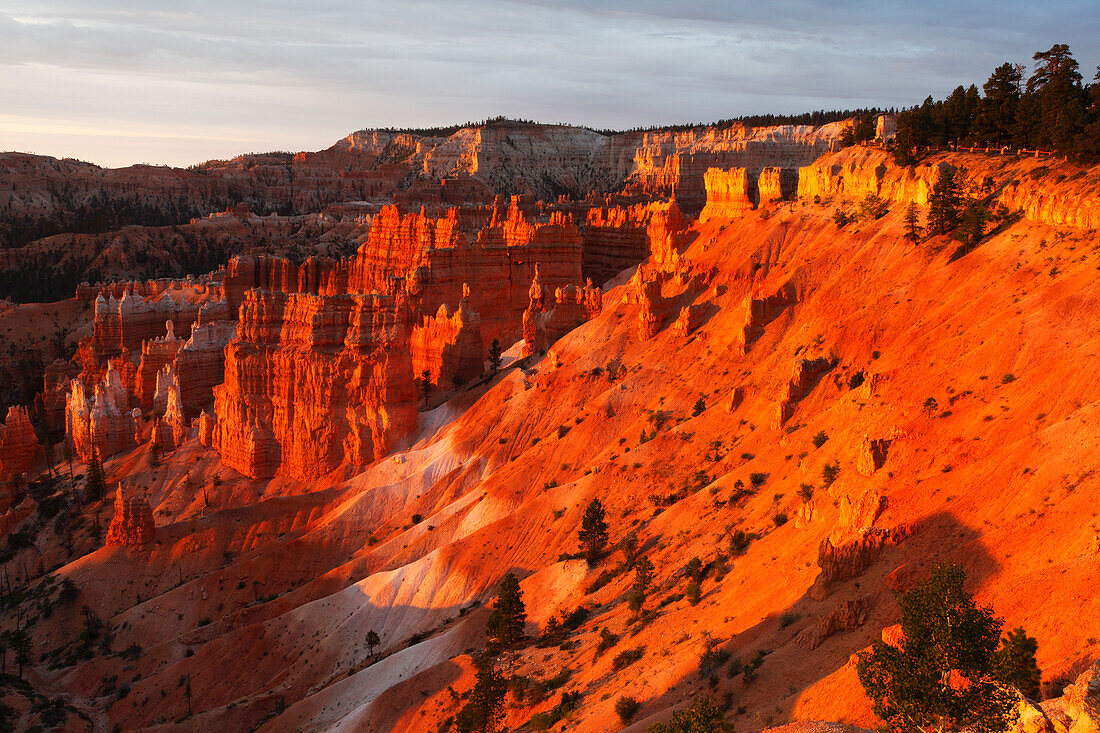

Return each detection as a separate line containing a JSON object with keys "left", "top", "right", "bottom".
{"left": 0, "top": 406, "right": 39, "bottom": 480}
{"left": 212, "top": 289, "right": 417, "bottom": 479}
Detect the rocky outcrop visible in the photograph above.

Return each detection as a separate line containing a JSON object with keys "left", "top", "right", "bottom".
{"left": 1010, "top": 660, "right": 1100, "bottom": 733}
{"left": 153, "top": 372, "right": 189, "bottom": 452}
{"left": 758, "top": 167, "right": 798, "bottom": 203}
{"left": 175, "top": 319, "right": 235, "bottom": 419}
{"left": 66, "top": 363, "right": 141, "bottom": 461}
{"left": 105, "top": 482, "right": 155, "bottom": 546}
{"left": 224, "top": 255, "right": 348, "bottom": 312}
{"left": 809, "top": 527, "right": 909, "bottom": 600}
{"left": 0, "top": 406, "right": 39, "bottom": 480}
{"left": 796, "top": 597, "right": 873, "bottom": 650}
{"left": 522, "top": 270, "right": 602, "bottom": 356}
{"left": 136, "top": 321, "right": 181, "bottom": 410}
{"left": 627, "top": 123, "right": 845, "bottom": 214}
{"left": 348, "top": 202, "right": 583, "bottom": 347}
{"left": 580, "top": 201, "right": 685, "bottom": 285}
{"left": 628, "top": 266, "right": 677, "bottom": 340}
{"left": 212, "top": 289, "right": 417, "bottom": 480}
{"left": 92, "top": 289, "right": 200, "bottom": 357}
{"left": 797, "top": 148, "right": 1100, "bottom": 231}
{"left": 856, "top": 437, "right": 891, "bottom": 476}
{"left": 700, "top": 167, "right": 757, "bottom": 222}
{"left": 410, "top": 285, "right": 484, "bottom": 390}
{"left": 738, "top": 283, "right": 797, "bottom": 354}
{"left": 774, "top": 355, "right": 837, "bottom": 427}
{"left": 673, "top": 302, "right": 708, "bottom": 336}
{"left": 197, "top": 410, "right": 215, "bottom": 448}
{"left": 0, "top": 495, "right": 36, "bottom": 536}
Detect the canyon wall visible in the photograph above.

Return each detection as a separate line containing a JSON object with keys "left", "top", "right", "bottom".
{"left": 212, "top": 290, "right": 417, "bottom": 480}
{"left": 796, "top": 148, "right": 1100, "bottom": 230}
{"left": 0, "top": 406, "right": 39, "bottom": 479}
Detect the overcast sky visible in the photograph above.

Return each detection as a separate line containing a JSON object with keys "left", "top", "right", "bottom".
{"left": 1, "top": 1, "right": 1096, "bottom": 168}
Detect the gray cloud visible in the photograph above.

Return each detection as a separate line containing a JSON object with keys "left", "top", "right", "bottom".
{"left": 0, "top": 0, "right": 1096, "bottom": 166}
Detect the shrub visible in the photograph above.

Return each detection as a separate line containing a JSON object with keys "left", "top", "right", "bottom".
{"left": 612, "top": 646, "right": 645, "bottom": 671}
{"left": 821, "top": 463, "right": 839, "bottom": 488}
{"left": 615, "top": 695, "right": 641, "bottom": 724}
{"left": 798, "top": 484, "right": 814, "bottom": 502}
{"left": 773, "top": 512, "right": 788, "bottom": 527}
{"left": 699, "top": 646, "right": 731, "bottom": 677}
{"left": 749, "top": 472, "right": 768, "bottom": 487}
{"left": 596, "top": 628, "right": 621, "bottom": 657}
{"left": 812, "top": 431, "right": 828, "bottom": 448}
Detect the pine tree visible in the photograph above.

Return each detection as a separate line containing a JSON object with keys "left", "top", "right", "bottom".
{"left": 486, "top": 572, "right": 526, "bottom": 649}
{"left": 578, "top": 498, "right": 609, "bottom": 564}
{"left": 856, "top": 563, "right": 1016, "bottom": 733}
{"left": 903, "top": 203, "right": 923, "bottom": 243}
{"left": 978, "top": 62, "right": 1024, "bottom": 146}
{"left": 455, "top": 654, "right": 507, "bottom": 733}
{"left": 628, "top": 556, "right": 654, "bottom": 612}
{"left": 85, "top": 449, "right": 106, "bottom": 503}
{"left": 993, "top": 627, "right": 1042, "bottom": 700}
{"left": 488, "top": 339, "right": 503, "bottom": 375}
{"left": 956, "top": 204, "right": 989, "bottom": 250}
{"left": 928, "top": 166, "right": 963, "bottom": 235}
{"left": 366, "top": 629, "right": 381, "bottom": 657}
{"left": 692, "top": 396, "right": 706, "bottom": 417}
{"left": 419, "top": 369, "right": 432, "bottom": 405}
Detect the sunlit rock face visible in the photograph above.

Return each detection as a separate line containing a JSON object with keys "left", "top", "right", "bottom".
{"left": 105, "top": 482, "right": 155, "bottom": 546}
{"left": 0, "top": 406, "right": 39, "bottom": 479}
{"left": 212, "top": 289, "right": 417, "bottom": 480}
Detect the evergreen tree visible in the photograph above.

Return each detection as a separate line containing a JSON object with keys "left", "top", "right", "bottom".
{"left": 928, "top": 166, "right": 963, "bottom": 235}
{"left": 455, "top": 654, "right": 507, "bottom": 733}
{"left": 488, "top": 339, "right": 503, "bottom": 375}
{"left": 85, "top": 449, "right": 106, "bottom": 503}
{"left": 1025, "top": 44, "right": 1087, "bottom": 151}
{"left": 419, "top": 369, "right": 432, "bottom": 404}
{"left": 903, "top": 203, "right": 923, "bottom": 243}
{"left": 993, "top": 627, "right": 1042, "bottom": 700}
{"left": 978, "top": 63, "right": 1024, "bottom": 146}
{"left": 856, "top": 563, "right": 1016, "bottom": 733}
{"left": 578, "top": 498, "right": 609, "bottom": 564}
{"left": 486, "top": 572, "right": 526, "bottom": 648}
{"left": 956, "top": 204, "right": 989, "bottom": 249}
{"left": 9, "top": 627, "right": 30, "bottom": 680}
{"left": 366, "top": 629, "right": 381, "bottom": 657}
{"left": 628, "top": 556, "right": 654, "bottom": 612}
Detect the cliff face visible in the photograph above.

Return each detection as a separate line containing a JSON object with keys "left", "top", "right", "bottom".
{"left": 349, "top": 202, "right": 584, "bottom": 347}
{"left": 410, "top": 287, "right": 484, "bottom": 391}
{"left": 65, "top": 363, "right": 140, "bottom": 461}
{"left": 796, "top": 148, "right": 1100, "bottom": 230}
{"left": 627, "top": 123, "right": 845, "bottom": 213}
{"left": 212, "top": 289, "right": 417, "bottom": 479}
{"left": 0, "top": 406, "right": 39, "bottom": 479}
{"left": 581, "top": 201, "right": 685, "bottom": 284}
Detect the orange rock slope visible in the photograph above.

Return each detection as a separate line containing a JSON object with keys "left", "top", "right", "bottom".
{"left": 5, "top": 146, "right": 1100, "bottom": 733}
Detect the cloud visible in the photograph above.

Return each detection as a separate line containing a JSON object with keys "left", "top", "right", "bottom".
{"left": 0, "top": 0, "right": 1096, "bottom": 166}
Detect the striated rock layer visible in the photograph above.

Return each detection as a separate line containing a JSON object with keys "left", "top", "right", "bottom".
{"left": 212, "top": 289, "right": 417, "bottom": 480}
{"left": 0, "top": 406, "right": 39, "bottom": 479}
{"left": 410, "top": 285, "right": 484, "bottom": 391}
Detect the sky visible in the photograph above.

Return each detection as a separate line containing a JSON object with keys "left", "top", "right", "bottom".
{"left": 1, "top": 1, "right": 1097, "bottom": 168}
